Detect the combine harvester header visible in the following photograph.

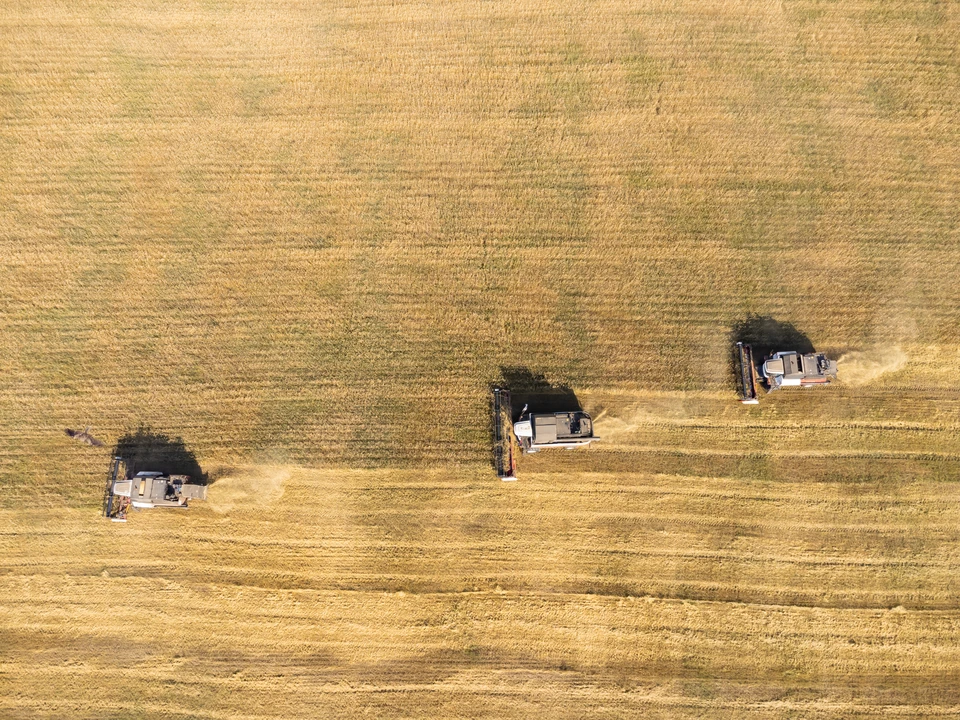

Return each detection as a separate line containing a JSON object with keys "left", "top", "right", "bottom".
{"left": 735, "top": 342, "right": 760, "bottom": 404}
{"left": 491, "top": 387, "right": 517, "bottom": 481}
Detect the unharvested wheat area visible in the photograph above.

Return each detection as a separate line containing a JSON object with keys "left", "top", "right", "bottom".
{"left": 2, "top": 1, "right": 960, "bottom": 717}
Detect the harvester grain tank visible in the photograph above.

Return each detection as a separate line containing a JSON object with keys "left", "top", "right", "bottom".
{"left": 492, "top": 387, "right": 517, "bottom": 480}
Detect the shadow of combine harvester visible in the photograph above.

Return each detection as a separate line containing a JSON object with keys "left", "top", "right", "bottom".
{"left": 491, "top": 367, "right": 591, "bottom": 481}
{"left": 730, "top": 315, "right": 816, "bottom": 403}
{"left": 102, "top": 428, "right": 207, "bottom": 520}
{"left": 499, "top": 367, "right": 583, "bottom": 419}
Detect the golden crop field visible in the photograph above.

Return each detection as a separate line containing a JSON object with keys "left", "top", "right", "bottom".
{"left": 2, "top": 0, "right": 960, "bottom": 717}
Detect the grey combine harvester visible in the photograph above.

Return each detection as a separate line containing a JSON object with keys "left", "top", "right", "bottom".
{"left": 736, "top": 342, "right": 838, "bottom": 403}
{"left": 761, "top": 350, "right": 838, "bottom": 389}
{"left": 103, "top": 457, "right": 207, "bottom": 522}
{"left": 512, "top": 410, "right": 596, "bottom": 452}
{"left": 491, "top": 387, "right": 598, "bottom": 480}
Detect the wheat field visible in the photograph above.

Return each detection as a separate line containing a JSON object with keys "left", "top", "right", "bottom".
{"left": 2, "top": 0, "right": 960, "bottom": 717}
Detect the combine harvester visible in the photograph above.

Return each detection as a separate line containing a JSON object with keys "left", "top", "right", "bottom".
{"left": 103, "top": 456, "right": 207, "bottom": 522}
{"left": 762, "top": 350, "right": 838, "bottom": 389}
{"left": 735, "top": 343, "right": 838, "bottom": 403}
{"left": 491, "top": 387, "right": 598, "bottom": 480}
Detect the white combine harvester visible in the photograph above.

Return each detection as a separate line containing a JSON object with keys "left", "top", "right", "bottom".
{"left": 103, "top": 457, "right": 207, "bottom": 522}
{"left": 512, "top": 410, "right": 596, "bottom": 453}
{"left": 491, "top": 387, "right": 598, "bottom": 480}
{"left": 761, "top": 351, "right": 838, "bottom": 390}
{"left": 736, "top": 342, "right": 838, "bottom": 403}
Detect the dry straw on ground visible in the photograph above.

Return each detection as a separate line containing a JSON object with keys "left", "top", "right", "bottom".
{"left": 1, "top": 0, "right": 959, "bottom": 717}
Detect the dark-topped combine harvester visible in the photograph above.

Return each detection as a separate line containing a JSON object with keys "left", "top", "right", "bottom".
{"left": 491, "top": 386, "right": 598, "bottom": 480}
{"left": 512, "top": 410, "right": 596, "bottom": 452}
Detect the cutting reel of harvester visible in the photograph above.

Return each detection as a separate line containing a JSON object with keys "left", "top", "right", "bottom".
{"left": 735, "top": 342, "right": 760, "bottom": 404}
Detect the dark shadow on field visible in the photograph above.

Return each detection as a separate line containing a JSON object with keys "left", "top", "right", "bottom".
{"left": 113, "top": 427, "right": 207, "bottom": 484}
{"left": 729, "top": 315, "right": 816, "bottom": 386}
{"left": 497, "top": 366, "right": 582, "bottom": 421}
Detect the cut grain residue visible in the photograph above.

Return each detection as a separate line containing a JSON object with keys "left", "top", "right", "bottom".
{"left": 206, "top": 465, "right": 291, "bottom": 513}
{"left": 839, "top": 345, "right": 909, "bottom": 387}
